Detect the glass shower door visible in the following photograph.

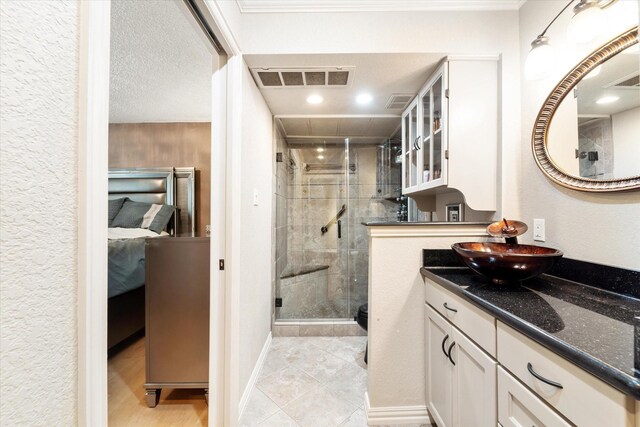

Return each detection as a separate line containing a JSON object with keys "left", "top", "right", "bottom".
{"left": 276, "top": 138, "right": 352, "bottom": 320}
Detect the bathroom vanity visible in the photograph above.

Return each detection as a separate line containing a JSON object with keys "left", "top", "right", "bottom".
{"left": 421, "top": 249, "right": 640, "bottom": 427}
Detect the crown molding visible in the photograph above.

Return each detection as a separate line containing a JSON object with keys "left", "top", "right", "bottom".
{"left": 235, "top": 0, "right": 525, "bottom": 14}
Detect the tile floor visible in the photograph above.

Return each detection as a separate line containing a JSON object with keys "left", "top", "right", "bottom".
{"left": 240, "top": 336, "right": 433, "bottom": 427}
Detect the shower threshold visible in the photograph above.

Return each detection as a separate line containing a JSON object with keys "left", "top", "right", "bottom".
{"left": 273, "top": 319, "right": 366, "bottom": 337}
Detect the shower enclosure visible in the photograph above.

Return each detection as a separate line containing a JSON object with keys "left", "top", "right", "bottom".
{"left": 275, "top": 137, "right": 401, "bottom": 324}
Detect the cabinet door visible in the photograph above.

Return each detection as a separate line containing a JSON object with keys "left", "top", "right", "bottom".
{"left": 402, "top": 110, "right": 410, "bottom": 191}
{"left": 498, "top": 367, "right": 571, "bottom": 427}
{"left": 409, "top": 101, "right": 419, "bottom": 187}
{"left": 426, "top": 304, "right": 454, "bottom": 427}
{"left": 420, "top": 88, "right": 432, "bottom": 186}
{"left": 451, "top": 327, "right": 497, "bottom": 427}
{"left": 430, "top": 70, "right": 446, "bottom": 187}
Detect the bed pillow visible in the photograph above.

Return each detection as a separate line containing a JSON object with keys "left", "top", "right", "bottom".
{"left": 110, "top": 200, "right": 153, "bottom": 228}
{"left": 111, "top": 199, "right": 176, "bottom": 233}
{"left": 108, "top": 197, "right": 128, "bottom": 226}
{"left": 144, "top": 204, "right": 176, "bottom": 234}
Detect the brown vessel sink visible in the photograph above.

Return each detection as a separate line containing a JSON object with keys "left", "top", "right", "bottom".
{"left": 451, "top": 242, "right": 563, "bottom": 285}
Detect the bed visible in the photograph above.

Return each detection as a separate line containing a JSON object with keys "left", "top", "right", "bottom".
{"left": 107, "top": 167, "right": 195, "bottom": 350}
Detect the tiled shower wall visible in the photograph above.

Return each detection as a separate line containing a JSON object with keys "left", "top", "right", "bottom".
{"left": 279, "top": 144, "right": 398, "bottom": 322}
{"left": 578, "top": 118, "right": 613, "bottom": 179}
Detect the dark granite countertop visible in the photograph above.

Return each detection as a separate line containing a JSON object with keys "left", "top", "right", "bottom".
{"left": 420, "top": 252, "right": 640, "bottom": 398}
{"left": 362, "top": 221, "right": 491, "bottom": 226}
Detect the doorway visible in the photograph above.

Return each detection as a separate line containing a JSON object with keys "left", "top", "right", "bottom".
{"left": 78, "top": 0, "right": 230, "bottom": 425}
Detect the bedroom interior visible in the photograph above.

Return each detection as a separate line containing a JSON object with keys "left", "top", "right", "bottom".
{"left": 106, "top": 0, "right": 213, "bottom": 425}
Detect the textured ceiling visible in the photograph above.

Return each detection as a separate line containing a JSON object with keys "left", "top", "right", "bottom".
{"left": 109, "top": 0, "right": 213, "bottom": 123}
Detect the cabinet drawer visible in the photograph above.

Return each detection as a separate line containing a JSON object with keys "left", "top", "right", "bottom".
{"left": 497, "top": 322, "right": 634, "bottom": 427}
{"left": 425, "top": 277, "right": 496, "bottom": 356}
{"left": 498, "top": 366, "right": 571, "bottom": 427}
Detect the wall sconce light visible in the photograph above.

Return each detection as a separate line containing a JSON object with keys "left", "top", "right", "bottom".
{"left": 525, "top": 0, "right": 618, "bottom": 81}
{"left": 567, "top": 0, "right": 606, "bottom": 43}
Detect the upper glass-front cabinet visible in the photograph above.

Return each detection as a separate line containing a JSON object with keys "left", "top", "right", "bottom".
{"left": 401, "top": 56, "right": 499, "bottom": 213}
{"left": 402, "top": 62, "right": 448, "bottom": 193}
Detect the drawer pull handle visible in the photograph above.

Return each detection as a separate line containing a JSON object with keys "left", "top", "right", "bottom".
{"left": 443, "top": 302, "right": 458, "bottom": 313}
{"left": 441, "top": 334, "right": 450, "bottom": 358}
{"left": 527, "top": 363, "right": 563, "bottom": 389}
{"left": 447, "top": 341, "right": 456, "bottom": 366}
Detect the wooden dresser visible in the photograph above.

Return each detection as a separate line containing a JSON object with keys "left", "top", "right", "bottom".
{"left": 144, "top": 235, "right": 210, "bottom": 407}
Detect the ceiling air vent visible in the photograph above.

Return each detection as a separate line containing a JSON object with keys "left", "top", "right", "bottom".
{"left": 257, "top": 72, "right": 283, "bottom": 87}
{"left": 251, "top": 67, "right": 355, "bottom": 89}
{"left": 614, "top": 74, "right": 639, "bottom": 88}
{"left": 385, "top": 94, "right": 415, "bottom": 110}
{"left": 605, "top": 72, "right": 640, "bottom": 89}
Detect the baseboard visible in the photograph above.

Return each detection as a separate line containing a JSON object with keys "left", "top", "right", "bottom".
{"left": 365, "top": 392, "right": 432, "bottom": 425}
{"left": 238, "top": 332, "right": 272, "bottom": 417}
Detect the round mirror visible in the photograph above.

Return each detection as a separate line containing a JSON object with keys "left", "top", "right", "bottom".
{"left": 532, "top": 27, "right": 640, "bottom": 192}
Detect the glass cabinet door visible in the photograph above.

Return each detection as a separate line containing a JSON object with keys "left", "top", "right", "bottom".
{"left": 421, "top": 90, "right": 432, "bottom": 184}
{"left": 432, "top": 76, "right": 444, "bottom": 183}
{"left": 403, "top": 112, "right": 410, "bottom": 189}
{"left": 410, "top": 103, "right": 418, "bottom": 187}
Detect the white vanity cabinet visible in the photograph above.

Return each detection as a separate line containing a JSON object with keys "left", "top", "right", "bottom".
{"left": 425, "top": 305, "right": 497, "bottom": 427}
{"left": 402, "top": 56, "right": 498, "bottom": 212}
{"left": 498, "top": 366, "right": 572, "bottom": 427}
{"left": 424, "top": 275, "right": 640, "bottom": 427}
{"left": 425, "top": 304, "right": 454, "bottom": 427}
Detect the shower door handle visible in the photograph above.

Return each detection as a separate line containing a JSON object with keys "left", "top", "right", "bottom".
{"left": 337, "top": 219, "right": 342, "bottom": 239}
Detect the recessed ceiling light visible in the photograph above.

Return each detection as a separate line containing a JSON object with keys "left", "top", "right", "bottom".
{"left": 356, "top": 93, "right": 373, "bottom": 105}
{"left": 316, "top": 147, "right": 324, "bottom": 152}
{"left": 596, "top": 95, "right": 619, "bottom": 104}
{"left": 307, "top": 94, "right": 323, "bottom": 104}
{"left": 317, "top": 155, "right": 325, "bottom": 160}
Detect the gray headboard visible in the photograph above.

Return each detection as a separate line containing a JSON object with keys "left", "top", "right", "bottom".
{"left": 108, "top": 167, "right": 196, "bottom": 235}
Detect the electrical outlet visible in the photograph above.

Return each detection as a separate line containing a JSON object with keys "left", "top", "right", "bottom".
{"left": 533, "top": 218, "right": 545, "bottom": 242}
{"left": 253, "top": 189, "right": 259, "bottom": 206}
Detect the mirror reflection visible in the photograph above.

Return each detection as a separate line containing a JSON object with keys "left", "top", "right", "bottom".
{"left": 548, "top": 43, "right": 640, "bottom": 180}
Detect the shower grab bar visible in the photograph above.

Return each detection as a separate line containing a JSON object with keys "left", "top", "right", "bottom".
{"left": 321, "top": 204, "right": 347, "bottom": 235}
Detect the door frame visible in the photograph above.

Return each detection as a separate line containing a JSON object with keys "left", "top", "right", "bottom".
{"left": 77, "top": 1, "right": 241, "bottom": 425}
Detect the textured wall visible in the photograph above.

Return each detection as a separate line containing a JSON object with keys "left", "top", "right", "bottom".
{"left": 0, "top": 1, "right": 79, "bottom": 425}
{"left": 108, "top": 122, "right": 212, "bottom": 233}
{"left": 518, "top": 0, "right": 640, "bottom": 270}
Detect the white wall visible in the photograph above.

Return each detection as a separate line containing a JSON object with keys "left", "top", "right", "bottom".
{"left": 0, "top": 1, "right": 79, "bottom": 425}
{"left": 612, "top": 106, "right": 640, "bottom": 178}
{"left": 214, "top": 6, "right": 523, "bottom": 222}
{"left": 518, "top": 0, "right": 640, "bottom": 270}
{"left": 239, "top": 63, "right": 274, "bottom": 393}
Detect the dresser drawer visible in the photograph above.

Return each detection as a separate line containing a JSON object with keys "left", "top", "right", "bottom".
{"left": 497, "top": 321, "right": 634, "bottom": 427}
{"left": 424, "top": 277, "right": 496, "bottom": 357}
{"left": 498, "top": 366, "right": 571, "bottom": 427}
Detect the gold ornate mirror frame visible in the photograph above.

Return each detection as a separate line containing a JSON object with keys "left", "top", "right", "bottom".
{"left": 532, "top": 26, "right": 640, "bottom": 192}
